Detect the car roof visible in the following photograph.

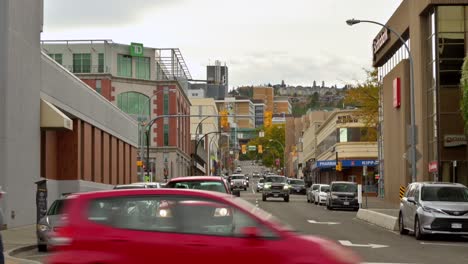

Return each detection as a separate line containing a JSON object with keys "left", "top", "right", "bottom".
{"left": 417, "top": 182, "right": 466, "bottom": 187}
{"left": 331, "top": 181, "right": 357, "bottom": 184}
{"left": 231, "top": 174, "right": 245, "bottom": 176}
{"left": 67, "top": 188, "right": 233, "bottom": 200}
{"left": 167, "top": 176, "right": 224, "bottom": 182}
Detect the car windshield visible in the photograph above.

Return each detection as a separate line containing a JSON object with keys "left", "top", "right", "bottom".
{"left": 331, "top": 183, "right": 357, "bottom": 192}
{"left": 421, "top": 186, "right": 468, "bottom": 202}
{"left": 259, "top": 179, "right": 264, "bottom": 183}
{"left": 312, "top": 185, "right": 319, "bottom": 190}
{"left": 47, "top": 199, "right": 65, "bottom": 215}
{"left": 289, "top": 180, "right": 304, "bottom": 185}
{"left": 231, "top": 176, "right": 245, "bottom": 180}
{"left": 166, "top": 181, "right": 227, "bottom": 193}
{"left": 321, "top": 186, "right": 330, "bottom": 192}
{"left": 265, "top": 177, "right": 286, "bottom": 183}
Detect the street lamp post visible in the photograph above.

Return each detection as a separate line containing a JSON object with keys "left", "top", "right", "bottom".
{"left": 269, "top": 139, "right": 285, "bottom": 176}
{"left": 346, "top": 18, "right": 417, "bottom": 183}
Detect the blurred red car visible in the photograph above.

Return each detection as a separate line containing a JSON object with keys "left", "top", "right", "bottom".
{"left": 48, "top": 189, "right": 361, "bottom": 264}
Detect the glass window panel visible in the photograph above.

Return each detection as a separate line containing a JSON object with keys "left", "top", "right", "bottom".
{"left": 438, "top": 6, "right": 464, "bottom": 32}
{"left": 73, "top": 54, "right": 82, "bottom": 73}
{"left": 164, "top": 93, "right": 169, "bottom": 115}
{"left": 98, "top": 53, "right": 104, "bottom": 73}
{"left": 117, "top": 54, "right": 132, "bottom": 77}
{"left": 128, "top": 92, "right": 138, "bottom": 115}
{"left": 82, "top": 53, "right": 91, "bottom": 73}
{"left": 96, "top": 80, "right": 102, "bottom": 94}
{"left": 164, "top": 124, "right": 169, "bottom": 146}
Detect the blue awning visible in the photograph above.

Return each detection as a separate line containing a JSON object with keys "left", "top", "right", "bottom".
{"left": 314, "top": 159, "right": 378, "bottom": 169}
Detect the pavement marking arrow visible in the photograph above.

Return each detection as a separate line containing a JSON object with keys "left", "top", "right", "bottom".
{"left": 338, "top": 240, "right": 389, "bottom": 249}
{"left": 307, "top": 220, "right": 340, "bottom": 225}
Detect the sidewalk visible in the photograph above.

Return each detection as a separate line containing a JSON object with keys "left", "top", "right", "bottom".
{"left": 357, "top": 196, "right": 400, "bottom": 231}
{"left": 2, "top": 225, "right": 38, "bottom": 264}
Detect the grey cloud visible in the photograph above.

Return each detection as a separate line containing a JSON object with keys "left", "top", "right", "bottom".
{"left": 44, "top": 0, "right": 183, "bottom": 29}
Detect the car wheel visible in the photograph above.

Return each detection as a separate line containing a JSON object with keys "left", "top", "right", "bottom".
{"left": 284, "top": 196, "right": 289, "bottom": 202}
{"left": 399, "top": 212, "right": 409, "bottom": 235}
{"left": 414, "top": 217, "right": 425, "bottom": 240}
{"left": 38, "top": 244, "right": 47, "bottom": 252}
{"left": 244, "top": 187, "right": 247, "bottom": 191}
{"left": 307, "top": 196, "right": 310, "bottom": 203}
{"left": 262, "top": 195, "right": 267, "bottom": 201}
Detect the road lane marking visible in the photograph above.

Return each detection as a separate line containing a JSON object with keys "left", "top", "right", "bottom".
{"left": 307, "top": 219, "right": 340, "bottom": 225}
{"left": 339, "top": 240, "right": 389, "bottom": 249}
{"left": 420, "top": 242, "right": 468, "bottom": 247}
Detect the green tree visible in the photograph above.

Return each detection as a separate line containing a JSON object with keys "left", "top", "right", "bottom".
{"left": 461, "top": 56, "right": 468, "bottom": 131}
{"left": 246, "top": 124, "right": 285, "bottom": 168}
{"left": 344, "top": 69, "right": 380, "bottom": 140}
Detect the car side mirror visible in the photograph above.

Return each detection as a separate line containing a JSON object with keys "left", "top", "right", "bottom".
{"left": 241, "top": 226, "right": 259, "bottom": 238}
{"left": 407, "top": 197, "right": 416, "bottom": 204}
{"left": 233, "top": 190, "right": 241, "bottom": 197}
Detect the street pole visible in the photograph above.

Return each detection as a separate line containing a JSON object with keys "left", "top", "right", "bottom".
{"left": 347, "top": 18, "right": 417, "bottom": 183}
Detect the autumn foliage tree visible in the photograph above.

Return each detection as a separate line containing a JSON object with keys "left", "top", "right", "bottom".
{"left": 344, "top": 69, "right": 381, "bottom": 141}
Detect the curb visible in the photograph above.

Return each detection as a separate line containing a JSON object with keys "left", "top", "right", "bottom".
{"left": 357, "top": 209, "right": 399, "bottom": 231}
{"left": 5, "top": 244, "right": 42, "bottom": 264}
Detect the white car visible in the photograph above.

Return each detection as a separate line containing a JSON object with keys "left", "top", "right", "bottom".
{"left": 307, "top": 184, "right": 320, "bottom": 203}
{"left": 236, "top": 166, "right": 242, "bottom": 172}
{"left": 314, "top": 184, "right": 330, "bottom": 205}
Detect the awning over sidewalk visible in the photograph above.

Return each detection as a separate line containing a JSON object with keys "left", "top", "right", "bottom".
{"left": 40, "top": 99, "right": 73, "bottom": 130}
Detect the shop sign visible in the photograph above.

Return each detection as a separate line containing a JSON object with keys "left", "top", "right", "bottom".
{"left": 130, "top": 42, "right": 144, "bottom": 57}
{"left": 393, "top": 77, "right": 401, "bottom": 108}
{"left": 336, "top": 115, "right": 359, "bottom": 124}
{"left": 428, "top": 161, "right": 438, "bottom": 173}
{"left": 316, "top": 160, "right": 336, "bottom": 168}
{"left": 315, "top": 159, "right": 378, "bottom": 169}
{"left": 373, "top": 28, "right": 389, "bottom": 54}
{"left": 444, "top": 134, "right": 467, "bottom": 147}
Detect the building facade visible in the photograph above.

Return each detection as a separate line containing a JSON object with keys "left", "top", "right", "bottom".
{"left": 207, "top": 60, "right": 229, "bottom": 99}
{"left": 190, "top": 98, "right": 220, "bottom": 175}
{"left": 273, "top": 96, "right": 293, "bottom": 114}
{"left": 310, "top": 111, "right": 378, "bottom": 194}
{"left": 41, "top": 41, "right": 192, "bottom": 182}
{"left": 253, "top": 87, "right": 274, "bottom": 112}
{"left": 374, "top": 0, "right": 468, "bottom": 203}
{"left": 253, "top": 100, "right": 266, "bottom": 128}
{"left": 1, "top": 0, "right": 138, "bottom": 228}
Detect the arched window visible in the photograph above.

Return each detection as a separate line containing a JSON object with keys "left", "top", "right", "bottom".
{"left": 117, "top": 92, "right": 150, "bottom": 119}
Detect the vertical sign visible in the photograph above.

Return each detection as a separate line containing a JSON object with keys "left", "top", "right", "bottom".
{"left": 393, "top": 77, "right": 401, "bottom": 108}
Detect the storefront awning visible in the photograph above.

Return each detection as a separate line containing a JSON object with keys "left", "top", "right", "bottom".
{"left": 40, "top": 99, "right": 73, "bottom": 130}
{"left": 313, "top": 159, "right": 378, "bottom": 170}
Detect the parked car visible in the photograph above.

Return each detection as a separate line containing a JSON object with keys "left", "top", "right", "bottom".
{"left": 399, "top": 182, "right": 468, "bottom": 240}
{"left": 165, "top": 176, "right": 240, "bottom": 197}
{"left": 262, "top": 176, "right": 290, "bottom": 202}
{"left": 48, "top": 189, "right": 361, "bottom": 264}
{"left": 314, "top": 184, "right": 330, "bottom": 205}
{"left": 307, "top": 184, "right": 320, "bottom": 203}
{"left": 236, "top": 166, "right": 242, "bottom": 173}
{"left": 37, "top": 197, "right": 67, "bottom": 252}
{"left": 230, "top": 174, "right": 247, "bottom": 191}
{"left": 288, "top": 179, "right": 306, "bottom": 195}
{"left": 113, "top": 182, "right": 161, "bottom": 189}
{"left": 326, "top": 181, "right": 359, "bottom": 211}
{"left": 256, "top": 178, "right": 265, "bottom": 192}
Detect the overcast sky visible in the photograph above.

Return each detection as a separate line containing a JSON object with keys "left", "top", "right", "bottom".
{"left": 42, "top": 0, "right": 402, "bottom": 89}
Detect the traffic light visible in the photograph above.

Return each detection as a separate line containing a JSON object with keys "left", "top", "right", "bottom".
{"left": 220, "top": 110, "right": 228, "bottom": 128}
{"left": 258, "top": 145, "right": 263, "bottom": 154}
{"left": 336, "top": 161, "right": 342, "bottom": 171}
{"left": 264, "top": 111, "right": 272, "bottom": 127}
{"left": 241, "top": 144, "right": 247, "bottom": 154}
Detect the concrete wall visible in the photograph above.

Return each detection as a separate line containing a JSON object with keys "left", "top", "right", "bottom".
{"left": 0, "top": 0, "right": 43, "bottom": 227}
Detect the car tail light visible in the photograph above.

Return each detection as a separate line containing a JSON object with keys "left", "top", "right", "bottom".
{"left": 50, "top": 215, "right": 73, "bottom": 248}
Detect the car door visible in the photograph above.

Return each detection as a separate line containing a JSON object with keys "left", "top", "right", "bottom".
{"left": 401, "top": 184, "right": 415, "bottom": 228}
{"left": 407, "top": 185, "right": 420, "bottom": 226}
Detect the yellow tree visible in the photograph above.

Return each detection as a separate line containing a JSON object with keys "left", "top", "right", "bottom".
{"left": 344, "top": 69, "right": 381, "bottom": 141}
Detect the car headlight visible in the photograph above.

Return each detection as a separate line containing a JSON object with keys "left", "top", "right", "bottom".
{"left": 37, "top": 224, "right": 50, "bottom": 232}
{"left": 422, "top": 206, "right": 443, "bottom": 214}
{"left": 264, "top": 184, "right": 271, "bottom": 189}
{"left": 331, "top": 195, "right": 338, "bottom": 199}
{"left": 230, "top": 182, "right": 234, "bottom": 185}
{"left": 243, "top": 181, "right": 247, "bottom": 185}
{"left": 283, "top": 185, "right": 290, "bottom": 190}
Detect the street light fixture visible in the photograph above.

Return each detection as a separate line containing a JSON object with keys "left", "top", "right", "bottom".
{"left": 346, "top": 18, "right": 417, "bottom": 183}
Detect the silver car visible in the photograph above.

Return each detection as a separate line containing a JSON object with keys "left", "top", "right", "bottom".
{"left": 37, "top": 198, "right": 66, "bottom": 252}
{"left": 399, "top": 182, "right": 468, "bottom": 240}
{"left": 256, "top": 178, "right": 265, "bottom": 192}
{"left": 307, "top": 184, "right": 320, "bottom": 203}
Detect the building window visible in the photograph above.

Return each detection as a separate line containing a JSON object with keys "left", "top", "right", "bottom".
{"left": 116, "top": 92, "right": 150, "bottom": 119}
{"left": 96, "top": 80, "right": 102, "bottom": 94}
{"left": 117, "top": 54, "right": 132, "bottom": 77}
{"left": 163, "top": 92, "right": 169, "bottom": 115}
{"left": 98, "top": 53, "right": 104, "bottom": 73}
{"left": 135, "top": 57, "right": 150, "bottom": 80}
{"left": 73, "top": 53, "right": 91, "bottom": 73}
{"left": 164, "top": 124, "right": 169, "bottom": 146}
{"left": 48, "top": 53, "right": 62, "bottom": 65}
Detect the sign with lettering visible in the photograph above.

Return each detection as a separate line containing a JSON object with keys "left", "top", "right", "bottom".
{"left": 315, "top": 160, "right": 378, "bottom": 169}
{"left": 336, "top": 115, "right": 359, "bottom": 124}
{"left": 373, "top": 28, "right": 389, "bottom": 54}
{"left": 444, "top": 134, "right": 467, "bottom": 147}
{"left": 130, "top": 42, "right": 144, "bottom": 57}
{"left": 428, "top": 161, "right": 438, "bottom": 173}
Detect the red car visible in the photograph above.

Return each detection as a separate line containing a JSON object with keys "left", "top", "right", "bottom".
{"left": 48, "top": 189, "right": 361, "bottom": 264}
{"left": 166, "top": 176, "right": 240, "bottom": 196}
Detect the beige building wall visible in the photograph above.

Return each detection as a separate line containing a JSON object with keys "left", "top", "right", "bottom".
{"left": 253, "top": 87, "right": 274, "bottom": 112}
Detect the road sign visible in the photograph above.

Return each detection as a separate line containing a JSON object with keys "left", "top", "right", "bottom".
{"left": 136, "top": 160, "right": 143, "bottom": 167}
{"left": 307, "top": 220, "right": 340, "bottom": 225}
{"left": 428, "top": 161, "right": 438, "bottom": 173}
{"left": 248, "top": 145, "right": 257, "bottom": 151}
{"left": 338, "top": 240, "right": 388, "bottom": 249}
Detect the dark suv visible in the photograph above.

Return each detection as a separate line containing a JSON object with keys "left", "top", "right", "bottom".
{"left": 326, "top": 181, "right": 359, "bottom": 211}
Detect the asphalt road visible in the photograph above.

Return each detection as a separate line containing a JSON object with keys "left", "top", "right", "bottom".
{"left": 15, "top": 183, "right": 468, "bottom": 264}
{"left": 245, "top": 184, "right": 468, "bottom": 264}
